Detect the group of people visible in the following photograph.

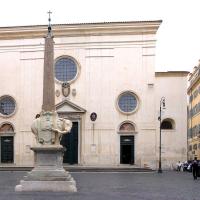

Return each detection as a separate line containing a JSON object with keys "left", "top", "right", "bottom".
{"left": 176, "top": 157, "right": 199, "bottom": 180}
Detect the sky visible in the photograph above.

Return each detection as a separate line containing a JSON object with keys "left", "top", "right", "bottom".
{"left": 0, "top": 0, "right": 200, "bottom": 72}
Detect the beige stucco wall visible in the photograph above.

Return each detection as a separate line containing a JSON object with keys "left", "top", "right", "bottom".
{"left": 0, "top": 21, "right": 188, "bottom": 169}
{"left": 155, "top": 73, "right": 188, "bottom": 169}
{"left": 53, "top": 33, "right": 158, "bottom": 168}
{"left": 0, "top": 38, "right": 44, "bottom": 165}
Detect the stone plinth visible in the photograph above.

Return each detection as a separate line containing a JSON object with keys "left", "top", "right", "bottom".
{"left": 15, "top": 146, "right": 77, "bottom": 192}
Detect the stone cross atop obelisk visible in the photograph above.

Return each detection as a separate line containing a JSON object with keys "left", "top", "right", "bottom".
{"left": 42, "top": 10, "right": 55, "bottom": 111}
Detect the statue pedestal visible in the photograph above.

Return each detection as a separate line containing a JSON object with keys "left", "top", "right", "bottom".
{"left": 15, "top": 146, "right": 77, "bottom": 192}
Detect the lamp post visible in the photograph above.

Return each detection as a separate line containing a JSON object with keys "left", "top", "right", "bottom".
{"left": 158, "top": 97, "right": 165, "bottom": 173}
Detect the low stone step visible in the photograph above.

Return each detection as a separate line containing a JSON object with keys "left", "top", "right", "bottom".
{"left": 0, "top": 166, "right": 154, "bottom": 172}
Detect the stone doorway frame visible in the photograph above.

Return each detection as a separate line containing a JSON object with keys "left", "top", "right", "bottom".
{"left": 0, "top": 122, "right": 15, "bottom": 164}
{"left": 56, "top": 99, "right": 86, "bottom": 165}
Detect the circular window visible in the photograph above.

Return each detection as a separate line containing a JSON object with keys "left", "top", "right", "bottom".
{"left": 55, "top": 57, "right": 78, "bottom": 82}
{"left": 117, "top": 92, "right": 138, "bottom": 113}
{"left": 0, "top": 96, "right": 16, "bottom": 116}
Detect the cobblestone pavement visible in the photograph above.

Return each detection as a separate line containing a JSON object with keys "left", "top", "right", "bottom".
{"left": 0, "top": 171, "right": 199, "bottom": 200}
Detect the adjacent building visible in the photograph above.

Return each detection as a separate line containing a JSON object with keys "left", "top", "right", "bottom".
{"left": 0, "top": 21, "right": 188, "bottom": 169}
{"left": 188, "top": 62, "right": 200, "bottom": 160}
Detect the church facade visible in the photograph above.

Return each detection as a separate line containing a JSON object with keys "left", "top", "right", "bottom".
{"left": 0, "top": 21, "right": 188, "bottom": 169}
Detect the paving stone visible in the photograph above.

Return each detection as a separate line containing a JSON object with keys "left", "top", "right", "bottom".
{"left": 0, "top": 171, "right": 199, "bottom": 200}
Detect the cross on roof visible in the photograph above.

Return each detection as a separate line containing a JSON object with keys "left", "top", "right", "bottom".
{"left": 47, "top": 10, "right": 52, "bottom": 35}
{"left": 48, "top": 10, "right": 52, "bottom": 24}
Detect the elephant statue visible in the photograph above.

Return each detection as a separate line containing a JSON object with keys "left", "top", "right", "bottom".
{"left": 31, "top": 111, "right": 72, "bottom": 145}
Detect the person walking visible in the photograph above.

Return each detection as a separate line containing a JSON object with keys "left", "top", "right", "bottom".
{"left": 192, "top": 157, "right": 198, "bottom": 180}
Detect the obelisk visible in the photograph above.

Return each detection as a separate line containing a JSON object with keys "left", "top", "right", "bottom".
{"left": 15, "top": 12, "right": 77, "bottom": 192}
{"left": 42, "top": 17, "right": 55, "bottom": 112}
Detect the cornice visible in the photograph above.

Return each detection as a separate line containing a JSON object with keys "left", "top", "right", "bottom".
{"left": 187, "top": 67, "right": 200, "bottom": 93}
{"left": 188, "top": 67, "right": 198, "bottom": 81}
{"left": 155, "top": 71, "right": 189, "bottom": 77}
{"left": 0, "top": 20, "right": 162, "bottom": 40}
{"left": 187, "top": 75, "right": 200, "bottom": 93}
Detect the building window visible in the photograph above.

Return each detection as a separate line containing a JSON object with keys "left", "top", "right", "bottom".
{"left": 193, "top": 89, "right": 199, "bottom": 99}
{"left": 188, "top": 128, "right": 192, "bottom": 138}
{"left": 189, "top": 95, "right": 193, "bottom": 102}
{"left": 117, "top": 91, "right": 138, "bottom": 114}
{"left": 161, "top": 118, "right": 175, "bottom": 130}
{"left": 193, "top": 144, "right": 197, "bottom": 150}
{"left": 55, "top": 57, "right": 78, "bottom": 82}
{"left": 0, "top": 96, "right": 16, "bottom": 117}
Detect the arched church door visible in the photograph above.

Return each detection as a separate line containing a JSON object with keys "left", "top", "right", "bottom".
{"left": 118, "top": 122, "right": 135, "bottom": 165}
{"left": 0, "top": 123, "right": 14, "bottom": 163}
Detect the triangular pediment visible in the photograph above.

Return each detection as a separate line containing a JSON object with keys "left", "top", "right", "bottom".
{"left": 56, "top": 99, "right": 86, "bottom": 114}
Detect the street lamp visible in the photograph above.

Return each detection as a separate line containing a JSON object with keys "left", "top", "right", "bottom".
{"left": 158, "top": 97, "right": 166, "bottom": 173}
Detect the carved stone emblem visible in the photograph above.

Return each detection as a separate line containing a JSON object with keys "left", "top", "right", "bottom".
{"left": 62, "top": 82, "right": 70, "bottom": 97}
